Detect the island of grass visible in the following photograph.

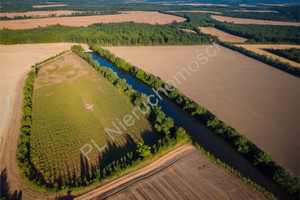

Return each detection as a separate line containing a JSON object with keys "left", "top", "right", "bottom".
{"left": 29, "top": 52, "right": 154, "bottom": 186}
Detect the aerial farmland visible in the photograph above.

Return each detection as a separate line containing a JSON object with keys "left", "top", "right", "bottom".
{"left": 0, "top": 1, "right": 299, "bottom": 200}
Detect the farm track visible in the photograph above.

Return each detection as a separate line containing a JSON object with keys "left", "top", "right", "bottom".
{"left": 75, "top": 144, "right": 264, "bottom": 200}
{"left": 0, "top": 44, "right": 89, "bottom": 200}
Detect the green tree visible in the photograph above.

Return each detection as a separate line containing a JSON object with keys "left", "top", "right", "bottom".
{"left": 136, "top": 140, "right": 151, "bottom": 158}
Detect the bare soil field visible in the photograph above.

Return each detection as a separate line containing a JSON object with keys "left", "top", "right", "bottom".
{"left": 76, "top": 144, "right": 264, "bottom": 200}
{"left": 0, "top": 10, "right": 83, "bottom": 18}
{"left": 0, "top": 43, "right": 89, "bottom": 200}
{"left": 0, "top": 11, "right": 185, "bottom": 30}
{"left": 177, "top": 3, "right": 228, "bottom": 7}
{"left": 211, "top": 15, "right": 300, "bottom": 26}
{"left": 104, "top": 45, "right": 300, "bottom": 177}
{"left": 199, "top": 27, "right": 247, "bottom": 43}
{"left": 236, "top": 44, "right": 300, "bottom": 68}
{"left": 167, "top": 10, "right": 222, "bottom": 14}
{"left": 32, "top": 4, "right": 67, "bottom": 8}
{"left": 233, "top": 10, "right": 278, "bottom": 13}
{"left": 180, "top": 29, "right": 197, "bottom": 34}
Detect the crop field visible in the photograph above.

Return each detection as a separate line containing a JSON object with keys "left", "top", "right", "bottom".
{"left": 104, "top": 45, "right": 300, "bottom": 176}
{"left": 0, "top": 11, "right": 185, "bottom": 30}
{"left": 0, "top": 10, "right": 83, "bottom": 18}
{"left": 211, "top": 15, "right": 300, "bottom": 26}
{"left": 233, "top": 10, "right": 278, "bottom": 13}
{"left": 199, "top": 27, "right": 247, "bottom": 43}
{"left": 32, "top": 4, "right": 67, "bottom": 8}
{"left": 235, "top": 44, "right": 300, "bottom": 68}
{"left": 167, "top": 10, "right": 222, "bottom": 14}
{"left": 30, "top": 52, "right": 152, "bottom": 183}
{"left": 87, "top": 145, "right": 264, "bottom": 200}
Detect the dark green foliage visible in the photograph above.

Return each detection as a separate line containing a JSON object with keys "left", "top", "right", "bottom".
{"left": 221, "top": 6, "right": 300, "bottom": 23}
{"left": 264, "top": 48, "right": 300, "bottom": 63}
{"left": 215, "top": 24, "right": 300, "bottom": 44}
{"left": 0, "top": 23, "right": 212, "bottom": 45}
{"left": 220, "top": 42, "right": 300, "bottom": 77}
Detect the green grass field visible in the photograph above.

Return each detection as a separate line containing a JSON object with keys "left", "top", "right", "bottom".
{"left": 30, "top": 52, "right": 153, "bottom": 183}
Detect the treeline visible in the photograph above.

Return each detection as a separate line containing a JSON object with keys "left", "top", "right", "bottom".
{"left": 264, "top": 48, "right": 300, "bottom": 63}
{"left": 0, "top": 23, "right": 212, "bottom": 45}
{"left": 16, "top": 70, "right": 47, "bottom": 187}
{"left": 215, "top": 23, "right": 300, "bottom": 44}
{"left": 220, "top": 42, "right": 300, "bottom": 77}
{"left": 221, "top": 5, "right": 300, "bottom": 23}
{"left": 89, "top": 44, "right": 300, "bottom": 196}
{"left": 0, "top": 11, "right": 119, "bottom": 21}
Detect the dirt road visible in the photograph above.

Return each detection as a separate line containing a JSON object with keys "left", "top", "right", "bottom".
{"left": 0, "top": 43, "right": 89, "bottom": 200}
{"left": 76, "top": 144, "right": 263, "bottom": 200}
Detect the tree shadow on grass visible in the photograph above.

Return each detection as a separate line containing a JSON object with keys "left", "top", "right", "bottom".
{"left": 0, "top": 168, "right": 22, "bottom": 200}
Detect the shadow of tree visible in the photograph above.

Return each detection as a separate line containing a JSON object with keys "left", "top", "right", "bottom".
{"left": 0, "top": 168, "right": 22, "bottom": 200}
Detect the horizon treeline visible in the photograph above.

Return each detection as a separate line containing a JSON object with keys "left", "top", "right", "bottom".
{"left": 0, "top": 22, "right": 212, "bottom": 45}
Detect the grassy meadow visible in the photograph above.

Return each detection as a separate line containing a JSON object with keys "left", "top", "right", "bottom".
{"left": 30, "top": 52, "right": 153, "bottom": 184}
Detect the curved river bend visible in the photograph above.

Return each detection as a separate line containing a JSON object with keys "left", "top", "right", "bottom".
{"left": 90, "top": 53, "right": 292, "bottom": 200}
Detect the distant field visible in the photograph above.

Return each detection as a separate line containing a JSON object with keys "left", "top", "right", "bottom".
{"left": 0, "top": 11, "right": 185, "bottom": 29}
{"left": 104, "top": 45, "right": 300, "bottom": 176}
{"left": 235, "top": 44, "right": 300, "bottom": 68}
{"left": 31, "top": 52, "right": 152, "bottom": 183}
{"left": 0, "top": 10, "right": 83, "bottom": 18}
{"left": 77, "top": 145, "right": 264, "bottom": 200}
{"left": 199, "top": 27, "right": 247, "bottom": 43}
{"left": 32, "top": 4, "right": 67, "bottom": 8}
{"left": 211, "top": 15, "right": 300, "bottom": 26}
{"left": 180, "top": 29, "right": 197, "bottom": 34}
{"left": 233, "top": 10, "right": 278, "bottom": 13}
{"left": 167, "top": 10, "right": 222, "bottom": 14}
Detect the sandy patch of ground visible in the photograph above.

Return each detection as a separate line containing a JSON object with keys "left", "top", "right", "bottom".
{"left": 167, "top": 10, "right": 222, "bottom": 14}
{"left": 162, "top": 3, "right": 228, "bottom": 7}
{"left": 239, "top": 4, "right": 257, "bottom": 7}
{"left": 236, "top": 44, "right": 300, "bottom": 68}
{"left": 32, "top": 4, "right": 67, "bottom": 8}
{"left": 104, "top": 45, "right": 300, "bottom": 176}
{"left": 76, "top": 144, "right": 264, "bottom": 200}
{"left": 0, "top": 43, "right": 89, "bottom": 200}
{"left": 233, "top": 10, "right": 278, "bottom": 13}
{"left": 0, "top": 10, "right": 83, "bottom": 18}
{"left": 180, "top": 29, "right": 197, "bottom": 34}
{"left": 258, "top": 3, "right": 298, "bottom": 7}
{"left": 199, "top": 27, "right": 247, "bottom": 43}
{"left": 0, "top": 11, "right": 185, "bottom": 30}
{"left": 211, "top": 15, "right": 300, "bottom": 26}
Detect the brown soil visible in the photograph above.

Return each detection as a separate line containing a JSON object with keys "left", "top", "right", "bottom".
{"left": 0, "top": 11, "right": 186, "bottom": 30}
{"left": 162, "top": 3, "right": 228, "bottom": 7}
{"left": 104, "top": 45, "right": 300, "bottom": 177}
{"left": 32, "top": 4, "right": 67, "bottom": 8}
{"left": 0, "top": 43, "right": 89, "bottom": 200}
{"left": 75, "top": 144, "right": 264, "bottom": 200}
{"left": 233, "top": 10, "right": 278, "bottom": 13}
{"left": 167, "top": 10, "right": 222, "bottom": 14}
{"left": 236, "top": 44, "right": 300, "bottom": 68}
{"left": 199, "top": 27, "right": 247, "bottom": 43}
{"left": 180, "top": 29, "right": 197, "bottom": 34}
{"left": 211, "top": 15, "right": 300, "bottom": 26}
{"left": 0, "top": 10, "right": 83, "bottom": 18}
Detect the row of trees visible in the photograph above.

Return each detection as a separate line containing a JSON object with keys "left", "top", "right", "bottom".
{"left": 220, "top": 42, "right": 300, "bottom": 77}
{"left": 89, "top": 44, "right": 300, "bottom": 196}
{"left": 215, "top": 23, "right": 300, "bottom": 44}
{"left": 264, "top": 48, "right": 300, "bottom": 63}
{"left": 0, "top": 23, "right": 212, "bottom": 45}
